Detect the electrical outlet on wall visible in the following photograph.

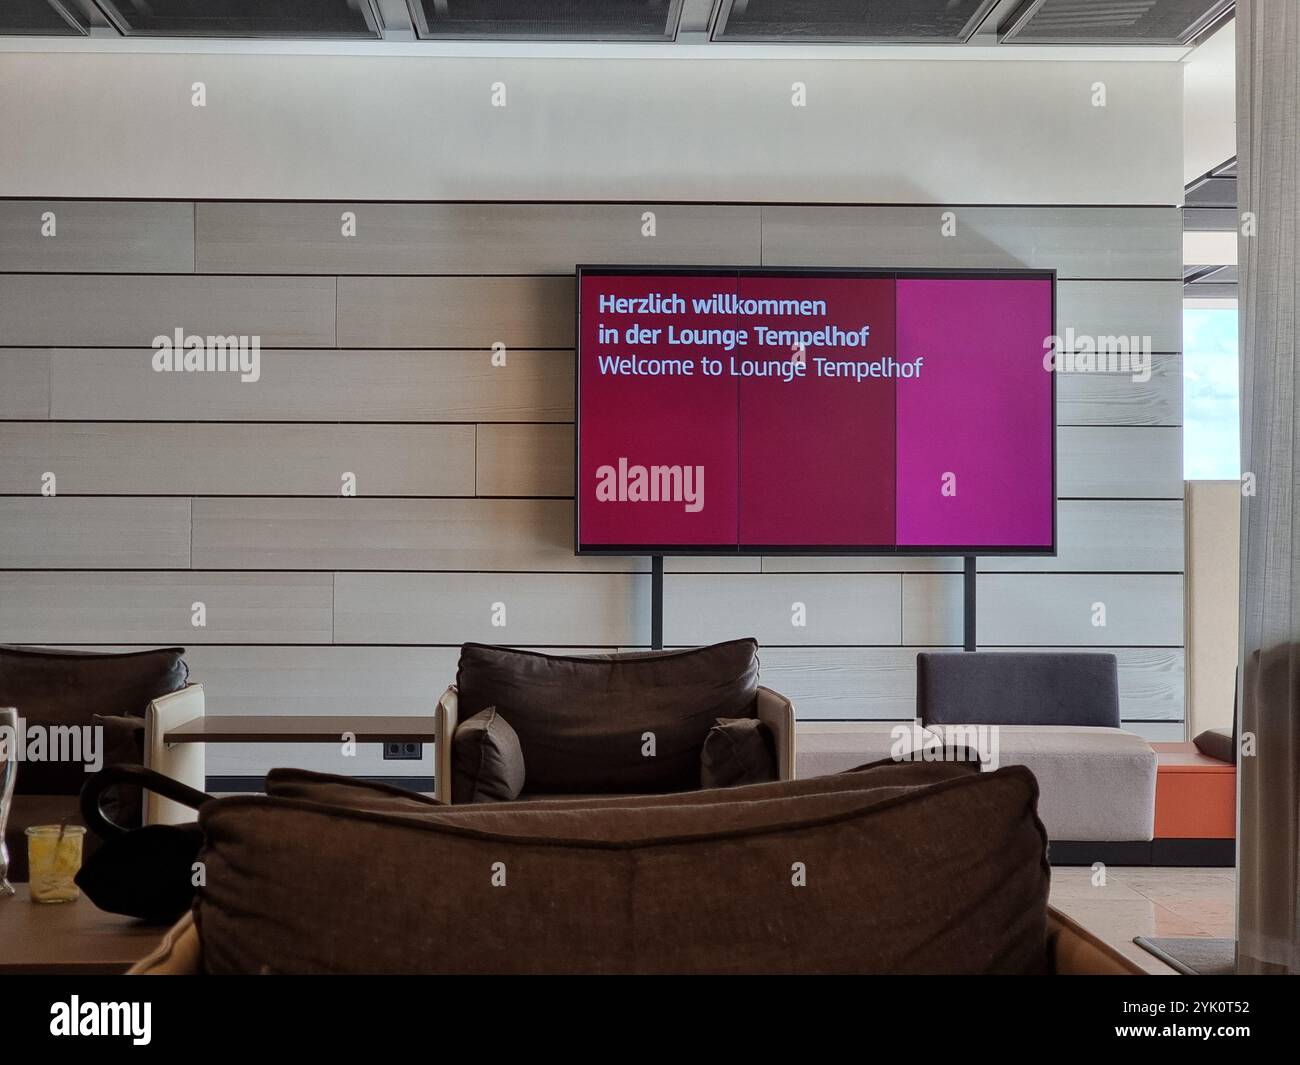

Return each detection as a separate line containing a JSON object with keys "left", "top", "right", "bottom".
{"left": 383, "top": 741, "right": 423, "bottom": 760}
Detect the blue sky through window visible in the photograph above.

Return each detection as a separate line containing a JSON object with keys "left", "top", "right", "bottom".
{"left": 1184, "top": 306, "right": 1240, "bottom": 480}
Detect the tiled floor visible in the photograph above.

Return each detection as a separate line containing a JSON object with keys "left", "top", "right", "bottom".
{"left": 1049, "top": 865, "right": 1236, "bottom": 975}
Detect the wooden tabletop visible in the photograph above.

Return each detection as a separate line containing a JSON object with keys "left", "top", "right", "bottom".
{"left": 163, "top": 715, "right": 438, "bottom": 744}
{"left": 1152, "top": 741, "right": 1236, "bottom": 772}
{"left": 0, "top": 885, "right": 168, "bottom": 975}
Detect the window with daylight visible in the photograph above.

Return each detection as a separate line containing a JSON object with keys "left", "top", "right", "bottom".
{"left": 1183, "top": 303, "right": 1240, "bottom": 480}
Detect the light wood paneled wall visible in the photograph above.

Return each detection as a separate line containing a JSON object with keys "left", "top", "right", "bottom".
{"left": 0, "top": 200, "right": 1184, "bottom": 776}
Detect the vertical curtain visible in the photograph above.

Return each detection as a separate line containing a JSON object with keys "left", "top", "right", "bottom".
{"left": 1236, "top": 0, "right": 1300, "bottom": 975}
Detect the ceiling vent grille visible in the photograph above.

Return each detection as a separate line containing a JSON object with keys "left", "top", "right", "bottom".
{"left": 999, "top": 0, "right": 1234, "bottom": 45}
{"left": 713, "top": 0, "right": 999, "bottom": 43}
{"left": 91, "top": 0, "right": 384, "bottom": 39}
{"left": 406, "top": 0, "right": 681, "bottom": 41}
{"left": 1, "top": 0, "right": 88, "bottom": 34}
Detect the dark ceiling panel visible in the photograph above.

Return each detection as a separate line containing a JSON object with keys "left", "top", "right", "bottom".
{"left": 713, "top": 0, "right": 999, "bottom": 42}
{"left": 999, "top": 0, "right": 1235, "bottom": 45}
{"left": 407, "top": 0, "right": 681, "bottom": 41}
{"left": 1184, "top": 207, "right": 1238, "bottom": 232}
{"left": 92, "top": 0, "right": 383, "bottom": 38}
{"left": 1186, "top": 176, "right": 1237, "bottom": 209}
{"left": 0, "top": 0, "right": 88, "bottom": 35}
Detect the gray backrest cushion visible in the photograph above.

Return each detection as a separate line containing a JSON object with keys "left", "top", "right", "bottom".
{"left": 917, "top": 652, "right": 1120, "bottom": 728}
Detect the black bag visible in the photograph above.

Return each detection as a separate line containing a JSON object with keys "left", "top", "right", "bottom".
{"left": 76, "top": 765, "right": 212, "bottom": 925}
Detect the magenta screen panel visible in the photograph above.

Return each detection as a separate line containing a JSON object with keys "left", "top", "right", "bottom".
{"left": 576, "top": 268, "right": 1055, "bottom": 555}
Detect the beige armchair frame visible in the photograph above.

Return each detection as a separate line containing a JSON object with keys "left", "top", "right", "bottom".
{"left": 143, "top": 683, "right": 206, "bottom": 825}
{"left": 433, "top": 683, "right": 795, "bottom": 804}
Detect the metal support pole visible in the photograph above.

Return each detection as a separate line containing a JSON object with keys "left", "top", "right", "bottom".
{"left": 963, "top": 555, "right": 977, "bottom": 652}
{"left": 651, "top": 554, "right": 664, "bottom": 650}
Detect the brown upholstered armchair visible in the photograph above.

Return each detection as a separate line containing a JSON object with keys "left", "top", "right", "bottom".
{"left": 434, "top": 640, "right": 795, "bottom": 804}
{"left": 0, "top": 646, "right": 202, "bottom": 882}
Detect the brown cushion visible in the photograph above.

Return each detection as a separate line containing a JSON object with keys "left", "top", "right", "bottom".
{"left": 265, "top": 768, "right": 443, "bottom": 813}
{"left": 1192, "top": 727, "right": 1234, "bottom": 764}
{"left": 266, "top": 754, "right": 977, "bottom": 817}
{"left": 455, "top": 640, "right": 759, "bottom": 795}
{"left": 193, "top": 762, "right": 1049, "bottom": 974}
{"left": 0, "top": 646, "right": 187, "bottom": 795}
{"left": 92, "top": 714, "right": 147, "bottom": 829}
{"left": 451, "top": 708, "right": 526, "bottom": 803}
{"left": 700, "top": 717, "right": 777, "bottom": 788}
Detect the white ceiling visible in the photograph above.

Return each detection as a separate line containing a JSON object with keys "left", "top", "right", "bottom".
{"left": 1183, "top": 19, "right": 1235, "bottom": 183}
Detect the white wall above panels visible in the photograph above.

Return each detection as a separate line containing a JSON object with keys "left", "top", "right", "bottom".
{"left": 0, "top": 53, "right": 1183, "bottom": 203}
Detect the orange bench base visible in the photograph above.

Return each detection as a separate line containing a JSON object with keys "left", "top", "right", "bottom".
{"left": 1152, "top": 741, "right": 1235, "bottom": 840}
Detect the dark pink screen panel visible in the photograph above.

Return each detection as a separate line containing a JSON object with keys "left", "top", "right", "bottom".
{"left": 737, "top": 276, "right": 897, "bottom": 547}
{"left": 576, "top": 269, "right": 1054, "bottom": 554}
{"left": 894, "top": 278, "right": 1055, "bottom": 549}
{"left": 578, "top": 274, "right": 740, "bottom": 547}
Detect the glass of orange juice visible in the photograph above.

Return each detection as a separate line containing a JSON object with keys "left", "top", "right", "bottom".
{"left": 25, "top": 825, "right": 86, "bottom": 903}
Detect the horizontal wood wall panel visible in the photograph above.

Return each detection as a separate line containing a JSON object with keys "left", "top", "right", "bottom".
{"left": 477, "top": 424, "right": 574, "bottom": 497}
{"left": 761, "top": 206, "right": 1182, "bottom": 279}
{"left": 1056, "top": 280, "right": 1182, "bottom": 352}
{"left": 0, "top": 498, "right": 190, "bottom": 569}
{"left": 664, "top": 557, "right": 762, "bottom": 573}
{"left": 900, "top": 574, "right": 964, "bottom": 646}
{"left": 0, "top": 572, "right": 333, "bottom": 644}
{"left": 0, "top": 275, "right": 336, "bottom": 347}
{"left": 197, "top": 203, "right": 762, "bottom": 274}
{"left": 756, "top": 645, "right": 1184, "bottom": 721}
{"left": 1129, "top": 722, "right": 1186, "bottom": 741}
{"left": 337, "top": 276, "right": 573, "bottom": 348}
{"left": 1101, "top": 646, "right": 1187, "bottom": 721}
{"left": 978, "top": 573, "right": 1184, "bottom": 646}
{"left": 664, "top": 574, "right": 902, "bottom": 646}
{"left": 758, "top": 647, "right": 918, "bottom": 719}
{"left": 1056, "top": 353, "right": 1182, "bottom": 427}
{"left": 0, "top": 201, "right": 195, "bottom": 273}
{"left": 47, "top": 349, "right": 572, "bottom": 422}
{"left": 1057, "top": 427, "right": 1183, "bottom": 498}
{"left": 183, "top": 645, "right": 461, "bottom": 715}
{"left": 334, "top": 572, "right": 650, "bottom": 645}
{"left": 192, "top": 498, "right": 641, "bottom": 571}
{"left": 0, "top": 423, "right": 475, "bottom": 496}
{"left": 903, "top": 573, "right": 1183, "bottom": 646}
{"left": 981, "top": 500, "right": 1185, "bottom": 573}
{"left": 0, "top": 350, "right": 48, "bottom": 418}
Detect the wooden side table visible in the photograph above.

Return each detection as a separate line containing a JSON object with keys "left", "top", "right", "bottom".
{"left": 1151, "top": 742, "right": 1235, "bottom": 866}
{"left": 0, "top": 885, "right": 168, "bottom": 974}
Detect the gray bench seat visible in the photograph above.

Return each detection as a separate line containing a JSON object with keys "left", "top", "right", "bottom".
{"left": 797, "top": 721, "right": 1156, "bottom": 842}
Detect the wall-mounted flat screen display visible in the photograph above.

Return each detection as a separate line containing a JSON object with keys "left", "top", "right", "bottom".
{"left": 576, "top": 267, "right": 1055, "bottom": 555}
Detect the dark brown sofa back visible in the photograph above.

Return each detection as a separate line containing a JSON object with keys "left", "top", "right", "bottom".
{"left": 455, "top": 639, "right": 760, "bottom": 794}
{"left": 198, "top": 762, "right": 1050, "bottom": 974}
